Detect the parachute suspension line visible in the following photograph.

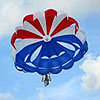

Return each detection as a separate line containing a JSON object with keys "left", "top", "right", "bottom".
{"left": 41, "top": 73, "right": 51, "bottom": 87}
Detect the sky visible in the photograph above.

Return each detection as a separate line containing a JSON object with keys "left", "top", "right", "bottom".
{"left": 0, "top": 0, "right": 100, "bottom": 100}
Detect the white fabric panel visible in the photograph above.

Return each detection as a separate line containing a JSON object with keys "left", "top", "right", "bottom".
{"left": 30, "top": 45, "right": 42, "bottom": 62}
{"left": 58, "top": 51, "right": 65, "bottom": 56}
{"left": 35, "top": 12, "right": 47, "bottom": 36}
{"left": 15, "top": 38, "right": 22, "bottom": 42}
{"left": 50, "top": 55, "right": 58, "bottom": 59}
{"left": 57, "top": 41, "right": 75, "bottom": 51}
{"left": 15, "top": 26, "right": 24, "bottom": 32}
{"left": 62, "top": 59, "right": 72, "bottom": 67}
{"left": 73, "top": 49, "right": 80, "bottom": 57}
{"left": 56, "top": 13, "right": 67, "bottom": 25}
{"left": 24, "top": 21, "right": 43, "bottom": 37}
{"left": 26, "top": 62, "right": 36, "bottom": 68}
{"left": 11, "top": 46, "right": 17, "bottom": 61}
{"left": 16, "top": 66, "right": 23, "bottom": 70}
{"left": 16, "top": 22, "right": 43, "bottom": 37}
{"left": 53, "top": 23, "right": 75, "bottom": 38}
{"left": 76, "top": 29, "right": 86, "bottom": 44}
{"left": 49, "top": 13, "right": 67, "bottom": 36}
{"left": 57, "top": 10, "right": 67, "bottom": 16}
{"left": 73, "top": 43, "right": 80, "bottom": 48}
{"left": 15, "top": 39, "right": 41, "bottom": 53}
{"left": 33, "top": 11, "right": 47, "bottom": 35}
{"left": 24, "top": 54, "right": 30, "bottom": 62}
{"left": 51, "top": 66, "right": 59, "bottom": 69}
{"left": 41, "top": 56, "right": 49, "bottom": 59}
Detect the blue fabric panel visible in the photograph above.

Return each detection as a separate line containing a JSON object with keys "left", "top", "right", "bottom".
{"left": 15, "top": 35, "right": 88, "bottom": 75}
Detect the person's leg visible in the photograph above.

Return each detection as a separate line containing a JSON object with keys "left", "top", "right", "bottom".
{"left": 44, "top": 80, "right": 49, "bottom": 86}
{"left": 49, "top": 75, "right": 51, "bottom": 81}
{"left": 41, "top": 74, "right": 45, "bottom": 82}
{"left": 44, "top": 74, "right": 49, "bottom": 86}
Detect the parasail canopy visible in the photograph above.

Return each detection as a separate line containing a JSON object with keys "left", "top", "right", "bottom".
{"left": 11, "top": 9, "right": 88, "bottom": 75}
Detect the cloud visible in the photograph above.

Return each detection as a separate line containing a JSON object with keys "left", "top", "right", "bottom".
{"left": 80, "top": 54, "right": 100, "bottom": 91}
{"left": 0, "top": 0, "right": 25, "bottom": 38}
{"left": 47, "top": 0, "right": 100, "bottom": 16}
{"left": 44, "top": 77, "right": 85, "bottom": 100}
{"left": 0, "top": 92, "right": 13, "bottom": 100}
{"left": 42, "top": 76, "right": 100, "bottom": 100}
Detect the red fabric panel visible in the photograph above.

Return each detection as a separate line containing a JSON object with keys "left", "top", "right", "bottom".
{"left": 50, "top": 17, "right": 79, "bottom": 37}
{"left": 23, "top": 14, "right": 45, "bottom": 36}
{"left": 68, "top": 17, "right": 79, "bottom": 34}
{"left": 23, "top": 14, "right": 33, "bottom": 23}
{"left": 29, "top": 19, "right": 45, "bottom": 36}
{"left": 11, "top": 32, "right": 17, "bottom": 49}
{"left": 45, "top": 9, "right": 57, "bottom": 35}
{"left": 11, "top": 30, "right": 43, "bottom": 49}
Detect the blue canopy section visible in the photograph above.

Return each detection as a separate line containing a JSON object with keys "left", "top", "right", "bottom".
{"left": 15, "top": 35, "right": 88, "bottom": 75}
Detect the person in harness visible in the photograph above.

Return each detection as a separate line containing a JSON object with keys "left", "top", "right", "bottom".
{"left": 42, "top": 74, "right": 51, "bottom": 86}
